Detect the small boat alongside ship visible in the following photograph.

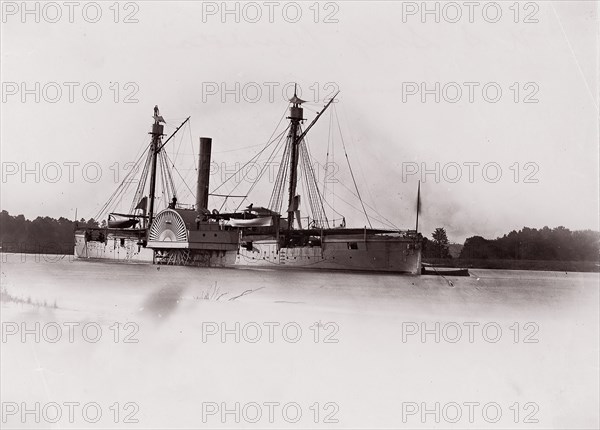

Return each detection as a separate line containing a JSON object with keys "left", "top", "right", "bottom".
{"left": 75, "top": 91, "right": 423, "bottom": 274}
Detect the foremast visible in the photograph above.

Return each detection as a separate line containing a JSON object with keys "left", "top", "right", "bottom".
{"left": 147, "top": 106, "right": 165, "bottom": 227}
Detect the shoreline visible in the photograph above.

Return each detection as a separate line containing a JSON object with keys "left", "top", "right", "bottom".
{"left": 424, "top": 258, "right": 600, "bottom": 273}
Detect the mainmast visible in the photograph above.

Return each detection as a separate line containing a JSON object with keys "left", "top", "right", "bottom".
{"left": 279, "top": 87, "right": 340, "bottom": 236}
{"left": 147, "top": 105, "right": 165, "bottom": 227}
{"left": 286, "top": 86, "right": 306, "bottom": 232}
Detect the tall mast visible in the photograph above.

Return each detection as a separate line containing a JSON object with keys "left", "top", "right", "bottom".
{"left": 147, "top": 105, "right": 165, "bottom": 227}
{"left": 286, "top": 85, "right": 305, "bottom": 231}
{"left": 282, "top": 88, "right": 340, "bottom": 234}
{"left": 415, "top": 180, "right": 421, "bottom": 233}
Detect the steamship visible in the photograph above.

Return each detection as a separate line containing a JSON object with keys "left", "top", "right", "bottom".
{"left": 75, "top": 93, "right": 422, "bottom": 273}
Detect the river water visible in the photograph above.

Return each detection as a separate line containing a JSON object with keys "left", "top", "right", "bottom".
{"left": 1, "top": 254, "right": 598, "bottom": 429}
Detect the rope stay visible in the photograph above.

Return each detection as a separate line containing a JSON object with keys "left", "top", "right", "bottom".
{"left": 210, "top": 104, "right": 290, "bottom": 200}
{"left": 93, "top": 116, "right": 193, "bottom": 223}
{"left": 333, "top": 105, "right": 372, "bottom": 229}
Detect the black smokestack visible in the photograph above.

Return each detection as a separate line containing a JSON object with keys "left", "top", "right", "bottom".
{"left": 196, "top": 137, "right": 212, "bottom": 212}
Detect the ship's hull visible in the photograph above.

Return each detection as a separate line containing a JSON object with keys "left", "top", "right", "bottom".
{"left": 235, "top": 237, "right": 421, "bottom": 274}
{"left": 74, "top": 233, "right": 421, "bottom": 274}
{"left": 74, "top": 230, "right": 153, "bottom": 263}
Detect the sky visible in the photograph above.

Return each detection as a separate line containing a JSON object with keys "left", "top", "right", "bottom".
{"left": 1, "top": 1, "right": 598, "bottom": 242}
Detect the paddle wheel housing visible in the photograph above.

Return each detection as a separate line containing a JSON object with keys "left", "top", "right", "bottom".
{"left": 147, "top": 208, "right": 239, "bottom": 266}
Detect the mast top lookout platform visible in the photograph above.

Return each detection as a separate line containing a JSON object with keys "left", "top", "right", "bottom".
{"left": 288, "top": 87, "right": 305, "bottom": 121}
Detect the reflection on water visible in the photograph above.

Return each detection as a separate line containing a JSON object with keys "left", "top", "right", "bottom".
{"left": 141, "top": 284, "right": 187, "bottom": 321}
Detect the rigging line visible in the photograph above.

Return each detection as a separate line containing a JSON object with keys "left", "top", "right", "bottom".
{"left": 132, "top": 146, "right": 153, "bottom": 201}
{"left": 210, "top": 127, "right": 288, "bottom": 195}
{"left": 334, "top": 179, "right": 399, "bottom": 230}
{"left": 317, "top": 163, "right": 346, "bottom": 222}
{"left": 275, "top": 134, "right": 292, "bottom": 212}
{"left": 300, "top": 134, "right": 329, "bottom": 226}
{"left": 297, "top": 154, "right": 313, "bottom": 224}
{"left": 322, "top": 109, "right": 337, "bottom": 218}
{"left": 159, "top": 152, "right": 170, "bottom": 203}
{"left": 163, "top": 156, "right": 172, "bottom": 204}
{"left": 334, "top": 106, "right": 372, "bottom": 229}
{"left": 95, "top": 148, "right": 149, "bottom": 220}
{"left": 165, "top": 156, "right": 175, "bottom": 203}
{"left": 321, "top": 191, "right": 345, "bottom": 219}
{"left": 129, "top": 148, "right": 153, "bottom": 214}
{"left": 304, "top": 154, "right": 324, "bottom": 227}
{"left": 211, "top": 125, "right": 290, "bottom": 195}
{"left": 277, "top": 145, "right": 291, "bottom": 213}
{"left": 162, "top": 150, "right": 177, "bottom": 198}
{"left": 97, "top": 150, "right": 146, "bottom": 217}
{"left": 130, "top": 131, "right": 154, "bottom": 168}
{"left": 162, "top": 151, "right": 196, "bottom": 200}
{"left": 174, "top": 160, "right": 200, "bottom": 200}
{"left": 323, "top": 108, "right": 334, "bottom": 208}
{"left": 269, "top": 137, "right": 291, "bottom": 213}
{"left": 337, "top": 105, "right": 380, "bottom": 216}
{"left": 303, "top": 153, "right": 321, "bottom": 225}
{"left": 317, "top": 188, "right": 344, "bottom": 228}
{"left": 330, "top": 110, "right": 335, "bottom": 214}
{"left": 160, "top": 157, "right": 167, "bottom": 205}
{"left": 272, "top": 144, "right": 289, "bottom": 212}
{"left": 218, "top": 196, "right": 229, "bottom": 213}
{"left": 301, "top": 142, "right": 329, "bottom": 228}
{"left": 214, "top": 103, "right": 290, "bottom": 156}
{"left": 158, "top": 152, "right": 168, "bottom": 199}
{"left": 158, "top": 154, "right": 166, "bottom": 206}
{"left": 299, "top": 162, "right": 313, "bottom": 224}
{"left": 138, "top": 151, "right": 152, "bottom": 196}
{"left": 97, "top": 113, "right": 183, "bottom": 219}
{"left": 330, "top": 191, "right": 396, "bottom": 230}
{"left": 214, "top": 142, "right": 272, "bottom": 154}
{"left": 298, "top": 142, "right": 319, "bottom": 225}
{"left": 234, "top": 127, "right": 290, "bottom": 211}
{"left": 213, "top": 103, "right": 290, "bottom": 197}
{"left": 231, "top": 117, "right": 289, "bottom": 202}
{"left": 298, "top": 161, "right": 308, "bottom": 222}
{"left": 158, "top": 152, "right": 169, "bottom": 205}
{"left": 188, "top": 119, "right": 197, "bottom": 172}
{"left": 170, "top": 121, "right": 188, "bottom": 167}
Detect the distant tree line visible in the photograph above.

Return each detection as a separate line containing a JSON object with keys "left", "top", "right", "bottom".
{"left": 0, "top": 210, "right": 99, "bottom": 254}
{"left": 459, "top": 227, "right": 599, "bottom": 262}
{"left": 423, "top": 226, "right": 599, "bottom": 262}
